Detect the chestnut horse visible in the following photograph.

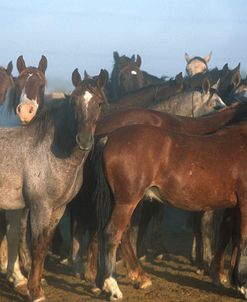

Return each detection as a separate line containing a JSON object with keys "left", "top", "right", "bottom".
{"left": 0, "top": 68, "right": 107, "bottom": 302}
{"left": 93, "top": 117, "right": 247, "bottom": 300}
{"left": 0, "top": 55, "right": 47, "bottom": 126}
{"left": 69, "top": 102, "right": 247, "bottom": 287}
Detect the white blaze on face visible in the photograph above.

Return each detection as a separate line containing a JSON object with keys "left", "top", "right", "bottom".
{"left": 83, "top": 90, "right": 93, "bottom": 118}
{"left": 20, "top": 73, "right": 37, "bottom": 104}
{"left": 131, "top": 70, "right": 137, "bottom": 75}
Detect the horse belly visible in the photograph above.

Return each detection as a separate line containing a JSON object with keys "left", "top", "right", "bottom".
{"left": 159, "top": 170, "right": 237, "bottom": 211}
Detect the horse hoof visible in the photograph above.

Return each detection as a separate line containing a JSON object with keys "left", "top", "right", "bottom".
{"left": 32, "top": 297, "right": 47, "bottom": 302}
{"left": 103, "top": 277, "right": 123, "bottom": 301}
{"left": 90, "top": 286, "right": 101, "bottom": 296}
{"left": 196, "top": 268, "right": 204, "bottom": 275}
{"left": 138, "top": 277, "right": 152, "bottom": 289}
{"left": 155, "top": 253, "right": 164, "bottom": 260}
{"left": 238, "top": 286, "right": 247, "bottom": 299}
{"left": 14, "top": 278, "right": 28, "bottom": 288}
{"left": 219, "top": 274, "right": 228, "bottom": 285}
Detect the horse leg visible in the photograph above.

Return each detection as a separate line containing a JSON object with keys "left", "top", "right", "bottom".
{"left": 27, "top": 205, "right": 66, "bottom": 302}
{"left": 210, "top": 208, "right": 234, "bottom": 285}
{"left": 236, "top": 198, "right": 247, "bottom": 299}
{"left": 85, "top": 231, "right": 98, "bottom": 283}
{"left": 5, "top": 210, "right": 27, "bottom": 287}
{"left": 0, "top": 236, "right": 8, "bottom": 273}
{"left": 98, "top": 203, "right": 137, "bottom": 301}
{"left": 191, "top": 212, "right": 203, "bottom": 273}
{"left": 0, "top": 212, "right": 7, "bottom": 274}
{"left": 119, "top": 225, "right": 152, "bottom": 289}
{"left": 58, "top": 208, "right": 71, "bottom": 262}
{"left": 229, "top": 207, "right": 240, "bottom": 286}
{"left": 70, "top": 218, "right": 87, "bottom": 278}
{"left": 19, "top": 208, "right": 31, "bottom": 274}
{"left": 201, "top": 210, "right": 214, "bottom": 274}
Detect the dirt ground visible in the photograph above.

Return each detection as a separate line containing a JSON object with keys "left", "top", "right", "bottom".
{"left": 0, "top": 208, "right": 245, "bottom": 302}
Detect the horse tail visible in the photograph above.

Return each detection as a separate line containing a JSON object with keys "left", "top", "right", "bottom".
{"left": 91, "top": 136, "right": 114, "bottom": 287}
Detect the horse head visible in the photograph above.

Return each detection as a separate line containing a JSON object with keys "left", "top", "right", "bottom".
{"left": 111, "top": 51, "right": 144, "bottom": 99}
{"left": 71, "top": 68, "right": 108, "bottom": 151}
{"left": 216, "top": 63, "right": 242, "bottom": 105}
{"left": 185, "top": 52, "right": 212, "bottom": 77}
{"left": 192, "top": 77, "right": 226, "bottom": 117}
{"left": 0, "top": 61, "right": 14, "bottom": 105}
{"left": 14, "top": 55, "right": 47, "bottom": 124}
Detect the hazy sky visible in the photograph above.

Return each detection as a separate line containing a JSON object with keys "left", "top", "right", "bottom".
{"left": 1, "top": 0, "right": 246, "bottom": 92}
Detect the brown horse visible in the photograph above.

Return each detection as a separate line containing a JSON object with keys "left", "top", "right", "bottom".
{"left": 93, "top": 116, "right": 247, "bottom": 300}
{"left": 0, "top": 61, "right": 14, "bottom": 105}
{"left": 69, "top": 102, "right": 246, "bottom": 287}
{"left": 109, "top": 51, "right": 144, "bottom": 100}
{"left": 14, "top": 55, "right": 47, "bottom": 123}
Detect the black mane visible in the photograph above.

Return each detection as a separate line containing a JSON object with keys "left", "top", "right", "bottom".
{"left": 28, "top": 96, "right": 78, "bottom": 158}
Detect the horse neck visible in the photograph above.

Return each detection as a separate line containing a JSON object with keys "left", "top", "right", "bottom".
{"left": 150, "top": 90, "right": 199, "bottom": 117}
{"left": 0, "top": 87, "right": 20, "bottom": 127}
{"left": 105, "top": 85, "right": 158, "bottom": 115}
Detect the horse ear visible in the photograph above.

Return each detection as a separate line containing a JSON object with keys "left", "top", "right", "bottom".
{"left": 136, "top": 54, "right": 142, "bottom": 67}
{"left": 131, "top": 54, "right": 135, "bottom": 62}
{"left": 72, "top": 68, "right": 82, "bottom": 87}
{"left": 222, "top": 63, "right": 229, "bottom": 73}
{"left": 38, "top": 55, "right": 48, "bottom": 74}
{"left": 204, "top": 51, "right": 212, "bottom": 63}
{"left": 202, "top": 77, "right": 211, "bottom": 94}
{"left": 231, "top": 70, "right": 241, "bottom": 88}
{"left": 233, "top": 62, "right": 241, "bottom": 73}
{"left": 97, "top": 69, "right": 107, "bottom": 88}
{"left": 6, "top": 61, "right": 13, "bottom": 75}
{"left": 175, "top": 72, "right": 184, "bottom": 89}
{"left": 213, "top": 78, "right": 221, "bottom": 91}
{"left": 84, "top": 70, "right": 90, "bottom": 80}
{"left": 17, "top": 55, "right": 26, "bottom": 73}
{"left": 113, "top": 51, "right": 120, "bottom": 62}
{"left": 184, "top": 52, "right": 190, "bottom": 63}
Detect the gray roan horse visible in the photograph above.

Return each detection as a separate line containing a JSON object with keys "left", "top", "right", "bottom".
{"left": 148, "top": 77, "right": 226, "bottom": 117}
{"left": 185, "top": 51, "right": 212, "bottom": 77}
{"left": 0, "top": 55, "right": 48, "bottom": 290}
{"left": 0, "top": 68, "right": 107, "bottom": 302}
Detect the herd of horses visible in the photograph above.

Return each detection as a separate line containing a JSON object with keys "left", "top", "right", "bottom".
{"left": 0, "top": 51, "right": 247, "bottom": 301}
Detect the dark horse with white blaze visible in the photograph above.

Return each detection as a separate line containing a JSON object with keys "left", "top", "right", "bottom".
{"left": 0, "top": 68, "right": 107, "bottom": 302}
{"left": 93, "top": 116, "right": 247, "bottom": 301}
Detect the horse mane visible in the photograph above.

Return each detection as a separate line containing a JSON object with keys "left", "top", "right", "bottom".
{"left": 223, "top": 102, "right": 247, "bottom": 127}
{"left": 6, "top": 85, "right": 19, "bottom": 113}
{"left": 27, "top": 96, "right": 78, "bottom": 158}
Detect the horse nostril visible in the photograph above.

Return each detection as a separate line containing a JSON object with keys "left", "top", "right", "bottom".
{"left": 214, "top": 105, "right": 222, "bottom": 110}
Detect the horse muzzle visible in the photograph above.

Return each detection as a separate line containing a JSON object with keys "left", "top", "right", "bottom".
{"left": 76, "top": 133, "right": 94, "bottom": 151}
{"left": 16, "top": 100, "right": 39, "bottom": 124}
